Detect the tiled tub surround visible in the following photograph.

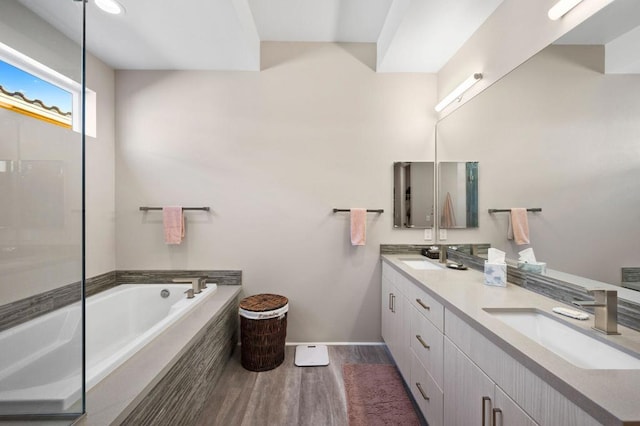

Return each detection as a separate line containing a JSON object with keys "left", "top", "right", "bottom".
{"left": 78, "top": 284, "right": 241, "bottom": 426}
{"left": 0, "top": 271, "right": 116, "bottom": 333}
{"left": 382, "top": 254, "right": 640, "bottom": 425}
{"left": 0, "top": 270, "right": 241, "bottom": 422}
{"left": 115, "top": 269, "right": 242, "bottom": 286}
{"left": 0, "top": 270, "right": 241, "bottom": 331}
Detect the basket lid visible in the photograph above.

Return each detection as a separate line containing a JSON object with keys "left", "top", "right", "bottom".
{"left": 240, "top": 294, "right": 288, "bottom": 312}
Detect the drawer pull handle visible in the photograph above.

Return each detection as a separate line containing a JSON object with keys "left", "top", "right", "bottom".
{"left": 416, "top": 298, "right": 430, "bottom": 310}
{"left": 391, "top": 294, "right": 396, "bottom": 313}
{"left": 492, "top": 408, "right": 502, "bottom": 426}
{"left": 388, "top": 293, "right": 393, "bottom": 311}
{"left": 415, "top": 335, "right": 430, "bottom": 349}
{"left": 415, "top": 382, "right": 429, "bottom": 401}
{"left": 481, "top": 396, "right": 491, "bottom": 426}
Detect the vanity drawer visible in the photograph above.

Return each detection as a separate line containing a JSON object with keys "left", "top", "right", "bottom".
{"left": 411, "top": 351, "right": 443, "bottom": 426}
{"left": 408, "top": 282, "right": 444, "bottom": 331}
{"left": 410, "top": 305, "right": 444, "bottom": 388}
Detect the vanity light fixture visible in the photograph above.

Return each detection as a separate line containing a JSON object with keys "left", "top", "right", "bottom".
{"left": 434, "top": 73, "right": 482, "bottom": 112}
{"left": 95, "top": 0, "right": 125, "bottom": 15}
{"left": 548, "top": 0, "right": 583, "bottom": 20}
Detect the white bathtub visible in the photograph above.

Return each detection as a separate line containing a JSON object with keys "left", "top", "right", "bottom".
{"left": 0, "top": 283, "right": 217, "bottom": 415}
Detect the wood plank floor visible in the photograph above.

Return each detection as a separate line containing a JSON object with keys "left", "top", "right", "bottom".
{"left": 196, "top": 345, "right": 422, "bottom": 426}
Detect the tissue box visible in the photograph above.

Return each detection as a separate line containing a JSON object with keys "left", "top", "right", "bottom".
{"left": 517, "top": 261, "right": 547, "bottom": 274}
{"left": 484, "top": 261, "right": 507, "bottom": 287}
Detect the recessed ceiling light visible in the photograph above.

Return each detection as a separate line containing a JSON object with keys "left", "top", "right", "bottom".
{"left": 95, "top": 0, "right": 125, "bottom": 15}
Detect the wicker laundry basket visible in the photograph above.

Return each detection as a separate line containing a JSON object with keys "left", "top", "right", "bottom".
{"left": 239, "top": 294, "right": 288, "bottom": 372}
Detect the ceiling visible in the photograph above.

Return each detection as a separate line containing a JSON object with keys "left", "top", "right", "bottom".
{"left": 554, "top": 0, "right": 640, "bottom": 73}
{"left": 18, "top": 0, "right": 503, "bottom": 72}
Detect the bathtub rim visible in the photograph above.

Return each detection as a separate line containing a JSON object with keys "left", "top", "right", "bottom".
{"left": 0, "top": 283, "right": 220, "bottom": 415}
{"left": 76, "top": 284, "right": 241, "bottom": 426}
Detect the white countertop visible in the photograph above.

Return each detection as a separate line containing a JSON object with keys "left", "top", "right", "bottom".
{"left": 382, "top": 254, "right": 640, "bottom": 425}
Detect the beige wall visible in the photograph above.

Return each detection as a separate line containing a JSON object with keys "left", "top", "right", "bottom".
{"left": 85, "top": 54, "right": 116, "bottom": 278}
{"left": 437, "top": 45, "right": 640, "bottom": 285}
{"left": 115, "top": 42, "right": 437, "bottom": 342}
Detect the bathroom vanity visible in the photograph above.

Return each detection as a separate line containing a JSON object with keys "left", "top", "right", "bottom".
{"left": 381, "top": 254, "right": 640, "bottom": 426}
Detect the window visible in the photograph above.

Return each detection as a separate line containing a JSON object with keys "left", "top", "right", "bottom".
{"left": 0, "top": 59, "right": 73, "bottom": 129}
{"left": 0, "top": 41, "right": 96, "bottom": 137}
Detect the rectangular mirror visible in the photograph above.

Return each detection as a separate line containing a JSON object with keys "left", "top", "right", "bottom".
{"left": 434, "top": 1, "right": 640, "bottom": 292}
{"left": 438, "top": 161, "right": 478, "bottom": 229}
{"left": 393, "top": 162, "right": 434, "bottom": 228}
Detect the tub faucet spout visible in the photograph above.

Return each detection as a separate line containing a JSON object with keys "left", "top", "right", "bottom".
{"left": 172, "top": 277, "right": 202, "bottom": 294}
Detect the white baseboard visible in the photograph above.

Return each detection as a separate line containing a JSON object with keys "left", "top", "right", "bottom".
{"left": 236, "top": 341, "right": 386, "bottom": 346}
{"left": 285, "top": 342, "right": 386, "bottom": 346}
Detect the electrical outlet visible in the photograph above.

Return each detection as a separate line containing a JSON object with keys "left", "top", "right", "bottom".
{"left": 439, "top": 229, "right": 447, "bottom": 240}
{"left": 424, "top": 229, "right": 433, "bottom": 241}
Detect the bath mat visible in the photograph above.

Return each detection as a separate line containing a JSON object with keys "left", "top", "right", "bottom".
{"left": 343, "top": 364, "right": 420, "bottom": 426}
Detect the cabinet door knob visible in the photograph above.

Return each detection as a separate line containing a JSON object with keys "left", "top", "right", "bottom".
{"left": 416, "top": 298, "right": 430, "bottom": 310}
{"left": 415, "top": 382, "right": 429, "bottom": 401}
{"left": 415, "top": 334, "right": 430, "bottom": 349}
{"left": 482, "top": 396, "right": 491, "bottom": 426}
{"left": 492, "top": 408, "right": 502, "bottom": 426}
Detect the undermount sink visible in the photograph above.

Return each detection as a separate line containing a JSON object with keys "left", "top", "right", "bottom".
{"left": 484, "top": 308, "right": 640, "bottom": 370}
{"left": 400, "top": 258, "right": 443, "bottom": 270}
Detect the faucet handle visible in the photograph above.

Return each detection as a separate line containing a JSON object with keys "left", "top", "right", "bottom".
{"left": 199, "top": 277, "right": 208, "bottom": 290}
{"left": 184, "top": 289, "right": 194, "bottom": 299}
{"left": 587, "top": 289, "right": 617, "bottom": 304}
{"left": 588, "top": 289, "right": 617, "bottom": 295}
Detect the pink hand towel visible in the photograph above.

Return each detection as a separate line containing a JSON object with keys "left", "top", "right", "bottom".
{"left": 508, "top": 208, "right": 530, "bottom": 245}
{"left": 350, "top": 208, "right": 366, "bottom": 246}
{"left": 163, "top": 206, "right": 184, "bottom": 244}
{"left": 441, "top": 192, "right": 457, "bottom": 228}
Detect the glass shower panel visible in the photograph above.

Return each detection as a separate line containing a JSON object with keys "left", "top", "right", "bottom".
{"left": 0, "top": 0, "right": 84, "bottom": 422}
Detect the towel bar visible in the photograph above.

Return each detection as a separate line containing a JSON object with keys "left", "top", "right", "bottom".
{"left": 139, "top": 206, "right": 210, "bottom": 211}
{"left": 332, "top": 209, "right": 384, "bottom": 213}
{"left": 488, "top": 208, "right": 541, "bottom": 214}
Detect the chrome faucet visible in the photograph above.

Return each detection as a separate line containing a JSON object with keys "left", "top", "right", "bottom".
{"left": 573, "top": 289, "right": 620, "bottom": 335}
{"left": 199, "top": 277, "right": 208, "bottom": 290}
{"left": 172, "top": 277, "right": 203, "bottom": 295}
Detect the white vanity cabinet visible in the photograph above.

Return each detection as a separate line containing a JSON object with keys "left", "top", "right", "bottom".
{"left": 381, "top": 258, "right": 605, "bottom": 426}
{"left": 444, "top": 309, "right": 601, "bottom": 426}
{"left": 444, "top": 337, "right": 537, "bottom": 426}
{"left": 410, "top": 304, "right": 444, "bottom": 387}
{"left": 381, "top": 262, "right": 444, "bottom": 426}
{"left": 411, "top": 351, "right": 444, "bottom": 426}
{"left": 381, "top": 263, "right": 410, "bottom": 378}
